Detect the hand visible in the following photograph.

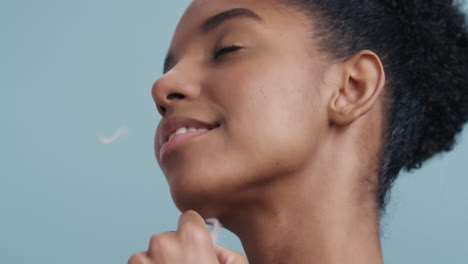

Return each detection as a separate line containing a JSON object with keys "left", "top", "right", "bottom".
{"left": 128, "top": 210, "right": 247, "bottom": 264}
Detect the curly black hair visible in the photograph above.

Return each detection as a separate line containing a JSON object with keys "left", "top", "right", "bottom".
{"left": 280, "top": 0, "right": 468, "bottom": 215}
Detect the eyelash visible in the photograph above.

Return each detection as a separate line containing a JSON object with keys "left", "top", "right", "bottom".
{"left": 214, "top": 45, "right": 242, "bottom": 59}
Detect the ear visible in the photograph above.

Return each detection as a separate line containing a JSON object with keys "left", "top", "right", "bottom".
{"left": 327, "top": 50, "right": 385, "bottom": 126}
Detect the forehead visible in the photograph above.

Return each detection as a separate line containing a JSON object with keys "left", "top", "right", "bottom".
{"left": 170, "top": 0, "right": 307, "bottom": 47}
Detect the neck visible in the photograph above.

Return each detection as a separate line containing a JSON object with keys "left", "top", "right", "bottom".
{"left": 219, "top": 141, "right": 384, "bottom": 264}
{"left": 222, "top": 177, "right": 383, "bottom": 264}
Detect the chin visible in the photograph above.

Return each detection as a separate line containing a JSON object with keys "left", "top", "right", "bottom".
{"left": 169, "top": 183, "right": 224, "bottom": 218}
{"left": 166, "top": 167, "right": 242, "bottom": 218}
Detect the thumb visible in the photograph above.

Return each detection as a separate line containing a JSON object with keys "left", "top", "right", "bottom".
{"left": 214, "top": 245, "right": 248, "bottom": 264}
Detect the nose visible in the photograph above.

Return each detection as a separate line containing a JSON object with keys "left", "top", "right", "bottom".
{"left": 151, "top": 67, "right": 201, "bottom": 117}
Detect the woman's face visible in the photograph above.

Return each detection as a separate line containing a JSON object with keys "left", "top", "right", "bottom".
{"left": 153, "top": 0, "right": 331, "bottom": 212}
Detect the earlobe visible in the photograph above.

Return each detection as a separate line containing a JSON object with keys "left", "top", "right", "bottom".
{"left": 327, "top": 50, "right": 385, "bottom": 126}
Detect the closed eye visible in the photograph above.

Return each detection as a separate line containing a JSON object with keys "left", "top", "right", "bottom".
{"left": 214, "top": 45, "right": 243, "bottom": 59}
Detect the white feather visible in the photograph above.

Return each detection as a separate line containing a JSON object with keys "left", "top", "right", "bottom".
{"left": 97, "top": 125, "right": 128, "bottom": 144}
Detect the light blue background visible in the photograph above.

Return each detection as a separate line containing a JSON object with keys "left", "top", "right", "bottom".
{"left": 1, "top": 1, "right": 467, "bottom": 263}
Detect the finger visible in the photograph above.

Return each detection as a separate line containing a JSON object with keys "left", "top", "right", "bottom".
{"left": 147, "top": 231, "right": 178, "bottom": 258}
{"left": 215, "top": 245, "right": 248, "bottom": 264}
{"left": 177, "top": 210, "right": 214, "bottom": 248}
{"left": 127, "top": 251, "right": 152, "bottom": 264}
{"left": 177, "top": 210, "right": 207, "bottom": 229}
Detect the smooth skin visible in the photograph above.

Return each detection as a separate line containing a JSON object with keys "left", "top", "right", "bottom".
{"left": 129, "top": 0, "right": 386, "bottom": 263}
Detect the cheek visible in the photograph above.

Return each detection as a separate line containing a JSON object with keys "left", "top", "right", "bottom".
{"left": 218, "top": 62, "right": 327, "bottom": 177}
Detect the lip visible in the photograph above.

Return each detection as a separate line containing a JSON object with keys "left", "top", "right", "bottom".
{"left": 159, "top": 129, "right": 215, "bottom": 159}
{"left": 157, "top": 116, "right": 220, "bottom": 159}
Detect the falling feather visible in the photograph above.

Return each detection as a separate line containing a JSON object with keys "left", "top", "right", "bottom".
{"left": 97, "top": 125, "right": 128, "bottom": 144}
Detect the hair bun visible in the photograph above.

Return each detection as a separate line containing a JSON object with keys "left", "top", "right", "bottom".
{"left": 378, "top": 0, "right": 468, "bottom": 169}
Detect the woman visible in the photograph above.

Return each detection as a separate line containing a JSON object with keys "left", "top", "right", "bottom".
{"left": 129, "top": 0, "right": 468, "bottom": 263}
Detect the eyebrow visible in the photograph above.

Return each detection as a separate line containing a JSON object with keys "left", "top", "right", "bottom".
{"left": 163, "top": 8, "right": 263, "bottom": 73}
{"left": 201, "top": 8, "right": 263, "bottom": 34}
